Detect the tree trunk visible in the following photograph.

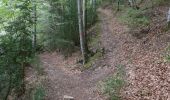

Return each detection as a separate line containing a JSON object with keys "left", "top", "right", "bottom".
{"left": 92, "top": 0, "right": 96, "bottom": 11}
{"left": 83, "top": 0, "right": 89, "bottom": 55}
{"left": 128, "top": 0, "right": 132, "bottom": 7}
{"left": 83, "top": 0, "right": 89, "bottom": 52}
{"left": 167, "top": 8, "right": 170, "bottom": 28}
{"left": 117, "top": 0, "right": 120, "bottom": 11}
{"left": 21, "top": 62, "right": 26, "bottom": 95}
{"left": 4, "top": 72, "right": 12, "bottom": 100}
{"left": 128, "top": 0, "right": 137, "bottom": 8}
{"left": 83, "top": 0, "right": 86, "bottom": 32}
{"left": 77, "top": 0, "right": 86, "bottom": 65}
{"left": 33, "top": 2, "right": 37, "bottom": 51}
{"left": 92, "top": 0, "right": 96, "bottom": 21}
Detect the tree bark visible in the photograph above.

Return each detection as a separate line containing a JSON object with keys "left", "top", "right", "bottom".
{"left": 4, "top": 72, "right": 12, "bottom": 100}
{"left": 82, "top": 0, "right": 87, "bottom": 50}
{"left": 21, "top": 62, "right": 26, "bottom": 95}
{"left": 33, "top": 1, "right": 37, "bottom": 51}
{"left": 128, "top": 0, "right": 137, "bottom": 8}
{"left": 77, "top": 0, "right": 86, "bottom": 65}
{"left": 83, "top": 0, "right": 89, "bottom": 55}
{"left": 168, "top": 8, "right": 170, "bottom": 28}
{"left": 117, "top": 0, "right": 120, "bottom": 11}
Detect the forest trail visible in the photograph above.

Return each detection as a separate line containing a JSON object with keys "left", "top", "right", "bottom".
{"left": 40, "top": 6, "right": 170, "bottom": 100}
{"left": 40, "top": 7, "right": 128, "bottom": 100}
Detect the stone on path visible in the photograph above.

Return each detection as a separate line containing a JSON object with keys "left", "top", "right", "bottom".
{"left": 63, "top": 95, "right": 74, "bottom": 100}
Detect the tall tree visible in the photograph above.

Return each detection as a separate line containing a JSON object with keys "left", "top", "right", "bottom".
{"left": 33, "top": 0, "right": 37, "bottom": 51}
{"left": 83, "top": 0, "right": 89, "bottom": 55}
{"left": 77, "top": 0, "right": 87, "bottom": 64}
{"left": 128, "top": 0, "right": 137, "bottom": 8}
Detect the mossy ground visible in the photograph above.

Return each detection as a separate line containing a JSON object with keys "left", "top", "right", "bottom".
{"left": 85, "top": 23, "right": 103, "bottom": 69}
{"left": 84, "top": 51, "right": 103, "bottom": 69}
{"left": 98, "top": 65, "right": 126, "bottom": 100}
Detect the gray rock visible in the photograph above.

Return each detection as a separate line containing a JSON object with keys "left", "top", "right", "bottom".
{"left": 63, "top": 95, "right": 74, "bottom": 100}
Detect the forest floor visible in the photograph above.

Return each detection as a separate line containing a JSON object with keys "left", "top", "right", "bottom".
{"left": 35, "top": 6, "right": 170, "bottom": 100}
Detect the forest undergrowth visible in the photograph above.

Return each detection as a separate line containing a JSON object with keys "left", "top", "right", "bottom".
{"left": 1, "top": 0, "right": 170, "bottom": 100}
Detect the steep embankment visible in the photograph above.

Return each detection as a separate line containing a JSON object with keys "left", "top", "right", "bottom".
{"left": 99, "top": 6, "right": 170, "bottom": 99}
{"left": 120, "top": 7, "right": 170, "bottom": 99}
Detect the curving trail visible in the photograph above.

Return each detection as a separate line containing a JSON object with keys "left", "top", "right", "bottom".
{"left": 40, "top": 7, "right": 128, "bottom": 100}
{"left": 40, "top": 6, "right": 170, "bottom": 100}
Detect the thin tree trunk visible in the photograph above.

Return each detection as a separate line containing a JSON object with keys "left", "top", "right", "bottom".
{"left": 92, "top": 0, "right": 96, "bottom": 11}
{"left": 128, "top": 0, "right": 138, "bottom": 9}
{"left": 33, "top": 2, "right": 37, "bottom": 51}
{"left": 92, "top": 0, "right": 96, "bottom": 21}
{"left": 83, "top": 0, "right": 89, "bottom": 55}
{"left": 128, "top": 0, "right": 133, "bottom": 7}
{"left": 117, "top": 0, "right": 120, "bottom": 11}
{"left": 83, "top": 0, "right": 86, "bottom": 32}
{"left": 77, "top": 0, "right": 86, "bottom": 64}
{"left": 133, "top": 0, "right": 137, "bottom": 8}
{"left": 4, "top": 72, "right": 12, "bottom": 100}
{"left": 168, "top": 8, "right": 170, "bottom": 28}
{"left": 21, "top": 62, "right": 25, "bottom": 95}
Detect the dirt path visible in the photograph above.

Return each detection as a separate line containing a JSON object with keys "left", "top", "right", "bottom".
{"left": 40, "top": 7, "right": 170, "bottom": 100}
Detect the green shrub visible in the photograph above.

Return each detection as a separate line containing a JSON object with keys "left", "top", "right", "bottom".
{"left": 164, "top": 46, "right": 170, "bottom": 62}
{"left": 32, "top": 86, "right": 45, "bottom": 100}
{"left": 119, "top": 8, "right": 150, "bottom": 27}
{"left": 0, "top": 1, "right": 35, "bottom": 99}
{"left": 99, "top": 65, "right": 126, "bottom": 100}
{"left": 84, "top": 51, "right": 103, "bottom": 69}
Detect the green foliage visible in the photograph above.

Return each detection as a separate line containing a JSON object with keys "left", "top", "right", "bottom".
{"left": 119, "top": 8, "right": 150, "bottom": 27}
{"left": 0, "top": 0, "right": 35, "bottom": 99}
{"left": 45, "top": 0, "right": 79, "bottom": 53}
{"left": 165, "top": 56, "right": 170, "bottom": 62}
{"left": 85, "top": 23, "right": 102, "bottom": 69}
{"left": 45, "top": 0, "right": 99, "bottom": 54}
{"left": 99, "top": 65, "right": 125, "bottom": 100}
{"left": 84, "top": 51, "right": 102, "bottom": 68}
{"left": 165, "top": 46, "right": 170, "bottom": 62}
{"left": 32, "top": 86, "right": 45, "bottom": 100}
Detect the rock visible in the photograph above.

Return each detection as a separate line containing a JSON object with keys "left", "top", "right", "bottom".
{"left": 63, "top": 95, "right": 74, "bottom": 100}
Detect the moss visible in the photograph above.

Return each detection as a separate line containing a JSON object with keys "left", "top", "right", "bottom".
{"left": 32, "top": 85, "right": 45, "bottom": 100}
{"left": 165, "top": 55, "right": 170, "bottom": 62}
{"left": 98, "top": 65, "right": 126, "bottom": 100}
{"left": 164, "top": 46, "right": 170, "bottom": 62}
{"left": 164, "top": 51, "right": 170, "bottom": 62}
{"left": 84, "top": 51, "right": 103, "bottom": 69}
{"left": 85, "top": 22, "right": 103, "bottom": 69}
